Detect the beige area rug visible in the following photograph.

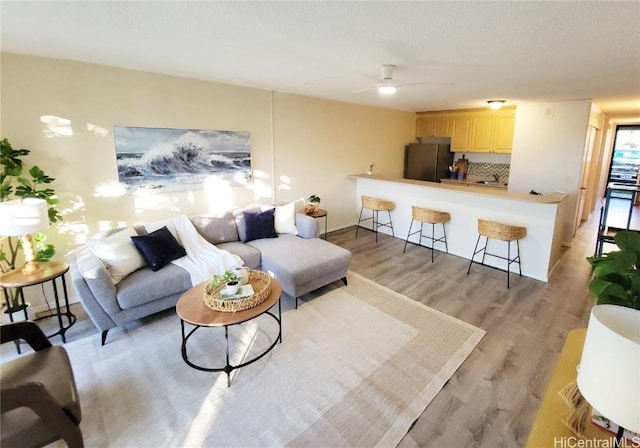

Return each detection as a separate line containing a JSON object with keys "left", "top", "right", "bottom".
{"left": 61, "top": 272, "right": 485, "bottom": 447}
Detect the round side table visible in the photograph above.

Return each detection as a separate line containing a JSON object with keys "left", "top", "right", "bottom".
{"left": 308, "top": 208, "right": 328, "bottom": 239}
{"left": 0, "top": 261, "right": 77, "bottom": 345}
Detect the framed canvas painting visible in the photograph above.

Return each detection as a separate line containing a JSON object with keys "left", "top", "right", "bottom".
{"left": 113, "top": 126, "right": 251, "bottom": 194}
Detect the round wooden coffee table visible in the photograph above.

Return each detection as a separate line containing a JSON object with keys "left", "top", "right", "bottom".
{"left": 176, "top": 277, "right": 282, "bottom": 387}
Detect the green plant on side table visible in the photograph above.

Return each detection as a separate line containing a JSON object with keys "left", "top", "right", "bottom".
{"left": 305, "top": 194, "right": 321, "bottom": 215}
{"left": 586, "top": 230, "right": 640, "bottom": 310}
{"left": 308, "top": 194, "right": 321, "bottom": 205}
{"left": 0, "top": 138, "right": 62, "bottom": 314}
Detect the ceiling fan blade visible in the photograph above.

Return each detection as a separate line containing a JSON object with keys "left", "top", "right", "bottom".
{"left": 397, "top": 80, "right": 454, "bottom": 89}
{"left": 352, "top": 84, "right": 376, "bottom": 93}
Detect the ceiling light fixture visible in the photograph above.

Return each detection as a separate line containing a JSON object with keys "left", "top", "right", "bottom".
{"left": 487, "top": 100, "right": 506, "bottom": 110}
{"left": 378, "top": 83, "right": 397, "bottom": 95}
{"left": 377, "top": 65, "right": 397, "bottom": 95}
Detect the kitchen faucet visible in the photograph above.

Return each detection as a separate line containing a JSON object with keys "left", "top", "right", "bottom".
{"left": 493, "top": 173, "right": 500, "bottom": 182}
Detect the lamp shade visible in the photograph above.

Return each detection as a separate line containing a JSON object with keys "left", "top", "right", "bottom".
{"left": 0, "top": 198, "right": 50, "bottom": 236}
{"left": 577, "top": 305, "right": 640, "bottom": 433}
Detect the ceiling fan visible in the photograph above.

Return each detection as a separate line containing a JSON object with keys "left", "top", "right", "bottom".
{"left": 354, "top": 64, "right": 451, "bottom": 95}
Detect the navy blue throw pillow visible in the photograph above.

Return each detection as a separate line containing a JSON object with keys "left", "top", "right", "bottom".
{"left": 131, "top": 226, "right": 187, "bottom": 271}
{"left": 243, "top": 208, "right": 278, "bottom": 243}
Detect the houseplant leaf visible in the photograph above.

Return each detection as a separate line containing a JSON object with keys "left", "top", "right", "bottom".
{"left": 614, "top": 230, "right": 640, "bottom": 253}
{"left": 586, "top": 230, "right": 640, "bottom": 310}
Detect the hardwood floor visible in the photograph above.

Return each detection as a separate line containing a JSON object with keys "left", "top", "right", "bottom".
{"left": 331, "top": 214, "right": 599, "bottom": 448}
{"left": 6, "top": 210, "right": 603, "bottom": 447}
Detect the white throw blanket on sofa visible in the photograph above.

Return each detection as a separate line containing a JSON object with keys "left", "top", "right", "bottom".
{"left": 170, "top": 215, "right": 243, "bottom": 285}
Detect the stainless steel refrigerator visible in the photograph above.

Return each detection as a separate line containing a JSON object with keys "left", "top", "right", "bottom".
{"left": 403, "top": 143, "right": 453, "bottom": 182}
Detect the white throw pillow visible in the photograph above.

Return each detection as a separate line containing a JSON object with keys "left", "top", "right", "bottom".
{"left": 261, "top": 202, "right": 298, "bottom": 235}
{"left": 85, "top": 227, "right": 147, "bottom": 284}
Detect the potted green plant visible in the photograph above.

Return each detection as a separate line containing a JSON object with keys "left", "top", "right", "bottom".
{"left": 306, "top": 194, "right": 321, "bottom": 214}
{"left": 586, "top": 230, "right": 640, "bottom": 310}
{"left": 209, "top": 271, "right": 239, "bottom": 290}
{"left": 0, "top": 138, "right": 62, "bottom": 317}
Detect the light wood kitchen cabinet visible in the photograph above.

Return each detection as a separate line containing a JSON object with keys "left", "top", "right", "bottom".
{"left": 434, "top": 117, "right": 452, "bottom": 137}
{"left": 417, "top": 107, "right": 516, "bottom": 153}
{"left": 451, "top": 116, "right": 472, "bottom": 151}
{"left": 492, "top": 112, "right": 516, "bottom": 153}
{"left": 416, "top": 116, "right": 451, "bottom": 137}
{"left": 470, "top": 115, "right": 494, "bottom": 152}
{"left": 416, "top": 116, "right": 436, "bottom": 137}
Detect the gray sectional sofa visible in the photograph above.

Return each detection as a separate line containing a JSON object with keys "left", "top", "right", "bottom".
{"left": 68, "top": 210, "right": 351, "bottom": 344}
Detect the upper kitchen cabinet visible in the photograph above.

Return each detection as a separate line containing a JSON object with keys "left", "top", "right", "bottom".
{"left": 470, "top": 114, "right": 494, "bottom": 152}
{"left": 451, "top": 116, "right": 472, "bottom": 151}
{"left": 492, "top": 111, "right": 516, "bottom": 153}
{"left": 469, "top": 109, "right": 516, "bottom": 153}
{"left": 416, "top": 115, "right": 452, "bottom": 138}
{"left": 416, "top": 107, "right": 516, "bottom": 153}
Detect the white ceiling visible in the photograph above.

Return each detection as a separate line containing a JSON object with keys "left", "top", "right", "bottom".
{"left": 1, "top": 1, "right": 639, "bottom": 117}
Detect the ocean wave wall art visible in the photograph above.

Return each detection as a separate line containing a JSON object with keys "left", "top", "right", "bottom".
{"left": 113, "top": 126, "right": 251, "bottom": 194}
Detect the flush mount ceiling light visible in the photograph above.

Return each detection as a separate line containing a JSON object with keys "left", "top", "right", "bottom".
{"left": 487, "top": 100, "right": 506, "bottom": 110}
{"left": 377, "top": 80, "right": 397, "bottom": 95}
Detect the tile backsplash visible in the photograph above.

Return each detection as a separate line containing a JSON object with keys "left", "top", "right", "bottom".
{"left": 468, "top": 162, "right": 510, "bottom": 182}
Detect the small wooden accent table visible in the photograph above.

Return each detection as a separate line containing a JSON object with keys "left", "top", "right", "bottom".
{"left": 308, "top": 208, "right": 328, "bottom": 239}
{"left": 526, "top": 329, "right": 618, "bottom": 447}
{"left": 176, "top": 277, "right": 282, "bottom": 387}
{"left": 0, "top": 261, "right": 76, "bottom": 348}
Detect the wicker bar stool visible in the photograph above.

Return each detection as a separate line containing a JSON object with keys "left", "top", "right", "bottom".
{"left": 467, "top": 219, "right": 527, "bottom": 288}
{"left": 403, "top": 206, "right": 451, "bottom": 262}
{"left": 355, "top": 195, "right": 395, "bottom": 243}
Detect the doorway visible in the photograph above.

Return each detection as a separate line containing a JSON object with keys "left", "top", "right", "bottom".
{"left": 607, "top": 125, "right": 640, "bottom": 199}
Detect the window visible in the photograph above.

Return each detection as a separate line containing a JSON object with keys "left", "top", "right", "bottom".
{"left": 608, "top": 125, "right": 640, "bottom": 199}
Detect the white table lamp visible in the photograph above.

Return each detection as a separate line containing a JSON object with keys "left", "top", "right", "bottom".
{"left": 0, "top": 198, "right": 50, "bottom": 274}
{"left": 577, "top": 305, "right": 640, "bottom": 442}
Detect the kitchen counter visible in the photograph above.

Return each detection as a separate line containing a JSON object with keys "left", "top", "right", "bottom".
{"left": 440, "top": 176, "right": 508, "bottom": 190}
{"left": 350, "top": 174, "right": 567, "bottom": 204}
{"left": 349, "top": 174, "right": 569, "bottom": 281}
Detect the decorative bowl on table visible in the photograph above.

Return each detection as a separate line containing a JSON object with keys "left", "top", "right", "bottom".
{"left": 204, "top": 270, "right": 272, "bottom": 312}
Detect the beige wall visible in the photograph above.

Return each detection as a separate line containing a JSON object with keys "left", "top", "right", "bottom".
{"left": 272, "top": 93, "right": 412, "bottom": 229}
{"left": 508, "top": 100, "right": 591, "bottom": 244}
{"left": 1, "top": 53, "right": 414, "bottom": 268}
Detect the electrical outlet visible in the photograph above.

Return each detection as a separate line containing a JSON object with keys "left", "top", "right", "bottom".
{"left": 545, "top": 107, "right": 554, "bottom": 118}
{"left": 565, "top": 175, "right": 576, "bottom": 183}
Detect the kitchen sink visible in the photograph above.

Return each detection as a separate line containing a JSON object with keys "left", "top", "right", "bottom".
{"left": 475, "top": 181, "right": 507, "bottom": 186}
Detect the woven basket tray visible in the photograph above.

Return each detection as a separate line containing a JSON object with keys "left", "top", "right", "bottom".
{"left": 204, "top": 270, "right": 272, "bottom": 312}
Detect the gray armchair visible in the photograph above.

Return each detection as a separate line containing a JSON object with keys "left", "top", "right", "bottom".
{"left": 1, "top": 321, "right": 83, "bottom": 448}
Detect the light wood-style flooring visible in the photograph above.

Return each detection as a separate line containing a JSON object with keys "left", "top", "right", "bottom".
{"left": 331, "top": 211, "right": 600, "bottom": 448}
{"left": 6, "top": 207, "right": 606, "bottom": 447}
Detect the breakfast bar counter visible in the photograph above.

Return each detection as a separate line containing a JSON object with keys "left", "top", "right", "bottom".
{"left": 349, "top": 174, "right": 569, "bottom": 282}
